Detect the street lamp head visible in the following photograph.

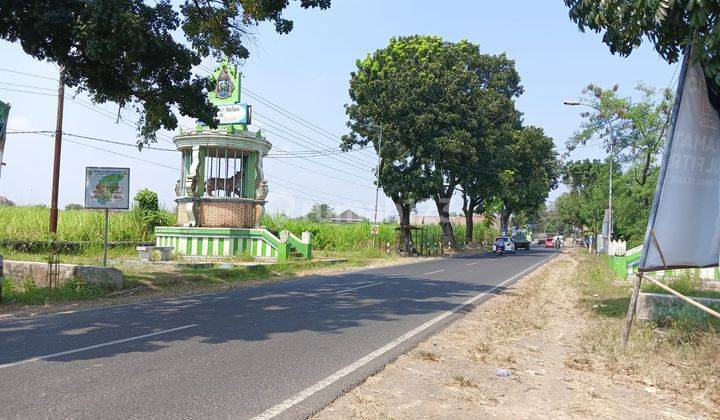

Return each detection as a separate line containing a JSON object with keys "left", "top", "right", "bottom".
{"left": 563, "top": 100, "right": 581, "bottom": 106}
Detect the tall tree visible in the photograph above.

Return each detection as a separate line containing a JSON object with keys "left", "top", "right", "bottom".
{"left": 343, "top": 36, "right": 522, "bottom": 249}
{"left": 567, "top": 83, "right": 673, "bottom": 193}
{"left": 342, "top": 36, "right": 447, "bottom": 252}
{"left": 564, "top": 0, "right": 720, "bottom": 84}
{"left": 561, "top": 159, "right": 611, "bottom": 234}
{"left": 0, "top": 0, "right": 331, "bottom": 142}
{"left": 305, "top": 203, "right": 335, "bottom": 223}
{"left": 497, "top": 126, "right": 559, "bottom": 235}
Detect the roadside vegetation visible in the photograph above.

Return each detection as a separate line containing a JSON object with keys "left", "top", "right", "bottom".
{"left": 577, "top": 252, "right": 719, "bottom": 414}
{"left": 0, "top": 255, "right": 402, "bottom": 310}
{"left": 1, "top": 278, "right": 109, "bottom": 306}
{"left": 0, "top": 206, "right": 499, "bottom": 258}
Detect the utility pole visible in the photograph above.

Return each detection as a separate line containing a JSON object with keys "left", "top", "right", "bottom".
{"left": 373, "top": 127, "right": 382, "bottom": 226}
{"left": 607, "top": 138, "right": 614, "bottom": 253}
{"left": 49, "top": 66, "right": 65, "bottom": 234}
{"left": 371, "top": 126, "right": 382, "bottom": 247}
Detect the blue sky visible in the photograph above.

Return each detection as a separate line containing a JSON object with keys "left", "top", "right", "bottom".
{"left": 0, "top": 0, "right": 677, "bottom": 219}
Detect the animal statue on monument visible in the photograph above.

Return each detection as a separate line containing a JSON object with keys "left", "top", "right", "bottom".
{"left": 254, "top": 178, "right": 269, "bottom": 227}
{"left": 205, "top": 171, "right": 243, "bottom": 197}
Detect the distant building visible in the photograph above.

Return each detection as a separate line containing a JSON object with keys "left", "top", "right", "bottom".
{"left": 410, "top": 214, "right": 486, "bottom": 227}
{"left": 332, "top": 209, "right": 368, "bottom": 224}
{"left": 0, "top": 195, "right": 14, "bottom": 207}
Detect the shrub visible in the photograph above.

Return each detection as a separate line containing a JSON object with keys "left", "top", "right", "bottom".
{"left": 64, "top": 203, "right": 84, "bottom": 211}
{"left": 134, "top": 189, "right": 160, "bottom": 212}
{"left": 132, "top": 189, "right": 173, "bottom": 234}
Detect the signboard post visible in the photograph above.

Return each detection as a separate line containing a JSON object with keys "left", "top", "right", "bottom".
{"left": 84, "top": 167, "right": 130, "bottom": 266}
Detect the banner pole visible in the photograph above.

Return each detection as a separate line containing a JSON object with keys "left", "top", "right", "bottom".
{"left": 621, "top": 273, "right": 644, "bottom": 348}
{"left": 103, "top": 208, "right": 109, "bottom": 267}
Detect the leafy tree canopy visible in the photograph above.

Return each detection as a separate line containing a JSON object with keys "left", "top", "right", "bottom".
{"left": 0, "top": 0, "right": 330, "bottom": 143}
{"left": 496, "top": 125, "right": 559, "bottom": 232}
{"left": 342, "top": 35, "right": 523, "bottom": 247}
{"left": 567, "top": 83, "right": 672, "bottom": 185}
{"left": 564, "top": 0, "right": 720, "bottom": 83}
{"left": 305, "top": 202, "right": 335, "bottom": 223}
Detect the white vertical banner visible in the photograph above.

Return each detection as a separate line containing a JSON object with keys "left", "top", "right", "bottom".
{"left": 0, "top": 101, "right": 9, "bottom": 179}
{"left": 640, "top": 54, "right": 720, "bottom": 271}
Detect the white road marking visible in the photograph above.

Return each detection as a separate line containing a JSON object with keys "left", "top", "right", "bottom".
{"left": 423, "top": 269, "right": 445, "bottom": 276}
{"left": 333, "top": 282, "right": 384, "bottom": 294}
{"left": 250, "top": 254, "right": 554, "bottom": 420}
{"left": 0, "top": 324, "right": 198, "bottom": 369}
{"left": 465, "top": 262, "right": 478, "bottom": 266}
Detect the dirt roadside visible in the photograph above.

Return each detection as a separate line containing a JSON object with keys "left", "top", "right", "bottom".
{"left": 315, "top": 251, "right": 718, "bottom": 419}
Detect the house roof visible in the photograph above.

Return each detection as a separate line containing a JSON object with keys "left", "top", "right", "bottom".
{"left": 332, "top": 209, "right": 367, "bottom": 222}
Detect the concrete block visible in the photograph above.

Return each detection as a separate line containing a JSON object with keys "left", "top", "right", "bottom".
{"left": 4, "top": 260, "right": 123, "bottom": 290}
{"left": 4, "top": 260, "right": 75, "bottom": 287}
{"left": 74, "top": 266, "right": 124, "bottom": 290}
{"left": 636, "top": 292, "right": 720, "bottom": 321}
{"left": 136, "top": 246, "right": 154, "bottom": 262}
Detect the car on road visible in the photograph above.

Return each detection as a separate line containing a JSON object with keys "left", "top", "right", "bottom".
{"left": 545, "top": 238, "right": 554, "bottom": 248}
{"left": 493, "top": 237, "right": 516, "bottom": 254}
{"left": 511, "top": 234, "right": 531, "bottom": 250}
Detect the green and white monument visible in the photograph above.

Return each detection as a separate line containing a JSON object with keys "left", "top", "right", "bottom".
{"left": 155, "top": 61, "right": 311, "bottom": 260}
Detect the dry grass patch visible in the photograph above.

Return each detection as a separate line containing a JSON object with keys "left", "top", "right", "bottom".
{"left": 414, "top": 350, "right": 440, "bottom": 362}
{"left": 316, "top": 251, "right": 718, "bottom": 419}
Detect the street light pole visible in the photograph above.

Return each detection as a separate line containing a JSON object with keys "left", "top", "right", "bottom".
{"left": 563, "top": 99, "right": 614, "bottom": 253}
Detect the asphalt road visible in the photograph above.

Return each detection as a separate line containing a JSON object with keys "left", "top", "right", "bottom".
{"left": 0, "top": 247, "right": 556, "bottom": 419}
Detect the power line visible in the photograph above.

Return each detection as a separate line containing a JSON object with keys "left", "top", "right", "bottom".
{"left": 241, "top": 87, "right": 376, "bottom": 158}
{"left": 0, "top": 86, "right": 57, "bottom": 97}
{"left": 64, "top": 138, "right": 180, "bottom": 170}
{"left": 0, "top": 66, "right": 57, "bottom": 81}
{"left": 197, "top": 64, "right": 377, "bottom": 167}
{"left": 15, "top": 131, "right": 381, "bottom": 210}
{"left": 5, "top": 66, "right": 379, "bottom": 194}
{"left": 254, "top": 120, "right": 372, "bottom": 170}
{"left": 0, "top": 67, "right": 176, "bottom": 145}
{"left": 266, "top": 175, "right": 379, "bottom": 207}
{"left": 266, "top": 156, "right": 375, "bottom": 190}
{"left": 252, "top": 111, "right": 376, "bottom": 167}
{"left": 246, "top": 120, "right": 376, "bottom": 180}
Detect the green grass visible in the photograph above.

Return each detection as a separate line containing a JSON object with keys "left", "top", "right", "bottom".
{"left": 1, "top": 277, "right": 108, "bottom": 305}
{"left": 261, "top": 213, "right": 498, "bottom": 252}
{"left": 0, "top": 245, "right": 137, "bottom": 265}
{"left": 580, "top": 254, "right": 720, "bottom": 332}
{"left": 0, "top": 206, "right": 174, "bottom": 242}
{"left": 1, "top": 207, "right": 497, "bottom": 254}
{"left": 642, "top": 271, "right": 720, "bottom": 299}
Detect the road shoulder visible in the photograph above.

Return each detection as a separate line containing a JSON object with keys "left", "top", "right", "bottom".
{"left": 315, "top": 251, "right": 717, "bottom": 419}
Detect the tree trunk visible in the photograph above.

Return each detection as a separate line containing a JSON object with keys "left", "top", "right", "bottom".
{"left": 393, "top": 198, "right": 413, "bottom": 255}
{"left": 434, "top": 192, "right": 455, "bottom": 249}
{"left": 500, "top": 207, "right": 511, "bottom": 237}
{"left": 461, "top": 193, "right": 477, "bottom": 244}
